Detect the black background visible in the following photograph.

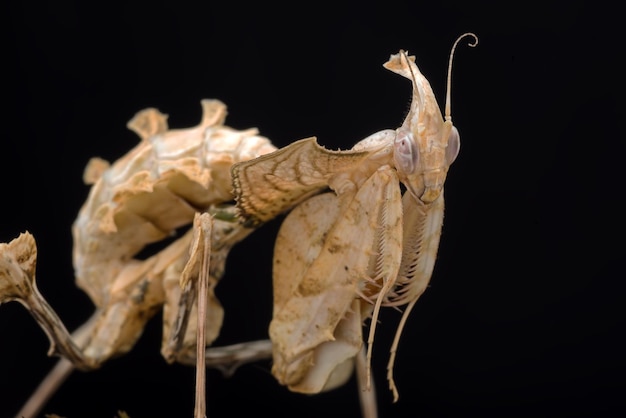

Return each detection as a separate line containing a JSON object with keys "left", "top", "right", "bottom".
{"left": 1, "top": 1, "right": 624, "bottom": 417}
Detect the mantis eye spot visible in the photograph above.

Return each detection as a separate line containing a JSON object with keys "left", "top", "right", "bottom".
{"left": 446, "top": 126, "right": 460, "bottom": 165}
{"left": 393, "top": 130, "right": 417, "bottom": 174}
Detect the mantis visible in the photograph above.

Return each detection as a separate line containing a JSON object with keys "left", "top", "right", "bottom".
{"left": 232, "top": 32, "right": 477, "bottom": 401}
{"left": 0, "top": 33, "right": 476, "bottom": 418}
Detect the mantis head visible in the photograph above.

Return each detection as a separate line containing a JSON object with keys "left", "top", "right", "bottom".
{"left": 385, "top": 33, "right": 477, "bottom": 204}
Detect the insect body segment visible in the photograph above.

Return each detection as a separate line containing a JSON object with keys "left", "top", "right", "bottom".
{"left": 67, "top": 99, "right": 277, "bottom": 367}
{"left": 385, "top": 51, "right": 456, "bottom": 204}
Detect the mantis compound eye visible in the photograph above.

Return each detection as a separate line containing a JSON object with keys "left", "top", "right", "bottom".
{"left": 393, "top": 129, "right": 418, "bottom": 175}
{"left": 446, "top": 125, "right": 460, "bottom": 165}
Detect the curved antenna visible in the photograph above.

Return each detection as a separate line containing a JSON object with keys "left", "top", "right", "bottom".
{"left": 445, "top": 32, "right": 478, "bottom": 122}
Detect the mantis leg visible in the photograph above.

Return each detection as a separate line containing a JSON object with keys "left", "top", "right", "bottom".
{"left": 160, "top": 210, "right": 272, "bottom": 375}
{"left": 0, "top": 233, "right": 94, "bottom": 370}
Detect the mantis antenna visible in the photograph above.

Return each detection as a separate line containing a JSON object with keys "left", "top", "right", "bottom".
{"left": 445, "top": 32, "right": 478, "bottom": 122}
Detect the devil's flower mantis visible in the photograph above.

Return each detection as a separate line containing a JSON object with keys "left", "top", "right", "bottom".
{"left": 232, "top": 32, "right": 477, "bottom": 401}
{"left": 0, "top": 33, "right": 475, "bottom": 418}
